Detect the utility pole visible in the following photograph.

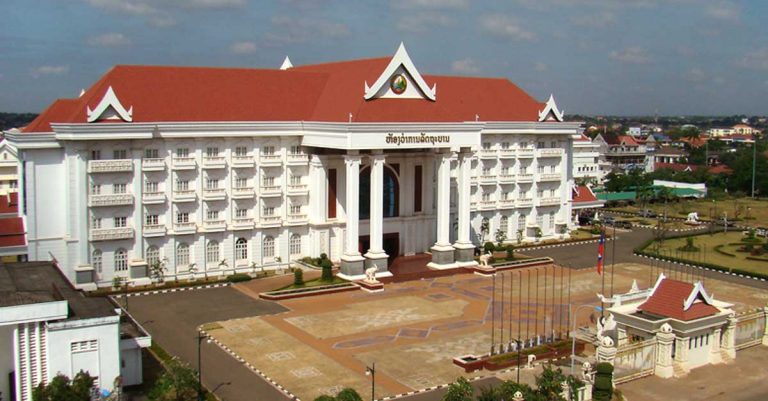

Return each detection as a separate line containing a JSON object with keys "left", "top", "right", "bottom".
{"left": 752, "top": 132, "right": 758, "bottom": 199}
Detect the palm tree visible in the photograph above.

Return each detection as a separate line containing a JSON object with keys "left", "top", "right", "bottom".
{"left": 636, "top": 185, "right": 655, "bottom": 213}
{"left": 655, "top": 186, "right": 675, "bottom": 222}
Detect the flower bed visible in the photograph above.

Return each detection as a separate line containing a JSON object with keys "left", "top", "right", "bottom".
{"left": 259, "top": 282, "right": 358, "bottom": 300}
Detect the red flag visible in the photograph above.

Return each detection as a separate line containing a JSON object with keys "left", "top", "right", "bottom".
{"left": 597, "top": 229, "right": 605, "bottom": 275}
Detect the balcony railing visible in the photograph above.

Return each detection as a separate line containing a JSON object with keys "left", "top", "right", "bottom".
{"left": 202, "top": 156, "right": 226, "bottom": 169}
{"left": 286, "top": 154, "right": 309, "bottom": 165}
{"left": 498, "top": 174, "right": 515, "bottom": 183}
{"left": 538, "top": 197, "right": 561, "bottom": 207}
{"left": 470, "top": 201, "right": 478, "bottom": 209}
{"left": 143, "top": 224, "right": 166, "bottom": 237}
{"left": 142, "top": 191, "right": 166, "bottom": 204}
{"left": 231, "top": 155, "right": 254, "bottom": 168}
{"left": 538, "top": 173, "right": 562, "bottom": 182}
{"left": 260, "top": 185, "right": 282, "bottom": 196}
{"left": 172, "top": 157, "right": 196, "bottom": 170}
{"left": 516, "top": 149, "right": 535, "bottom": 158}
{"left": 517, "top": 198, "right": 533, "bottom": 208}
{"left": 260, "top": 154, "right": 282, "bottom": 166}
{"left": 231, "top": 217, "right": 254, "bottom": 230}
{"left": 141, "top": 158, "right": 165, "bottom": 171}
{"left": 479, "top": 149, "right": 497, "bottom": 159}
{"left": 89, "top": 227, "right": 134, "bottom": 241}
{"left": 479, "top": 175, "right": 496, "bottom": 184}
{"left": 261, "top": 215, "right": 282, "bottom": 226}
{"left": 479, "top": 200, "right": 496, "bottom": 210}
{"left": 498, "top": 199, "right": 516, "bottom": 209}
{"left": 232, "top": 187, "right": 255, "bottom": 199}
{"left": 286, "top": 213, "right": 308, "bottom": 224}
{"left": 88, "top": 193, "right": 133, "bottom": 207}
{"left": 173, "top": 222, "right": 197, "bottom": 234}
{"left": 517, "top": 174, "right": 534, "bottom": 182}
{"left": 202, "top": 188, "right": 226, "bottom": 201}
{"left": 287, "top": 183, "right": 309, "bottom": 195}
{"left": 88, "top": 159, "right": 133, "bottom": 173}
{"left": 203, "top": 219, "right": 226, "bottom": 231}
{"left": 172, "top": 189, "right": 196, "bottom": 202}
{"left": 499, "top": 149, "right": 516, "bottom": 159}
{"left": 537, "top": 148, "right": 563, "bottom": 157}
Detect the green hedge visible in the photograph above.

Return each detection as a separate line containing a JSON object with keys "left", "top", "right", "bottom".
{"left": 713, "top": 244, "right": 737, "bottom": 257}
{"left": 226, "top": 273, "right": 252, "bottom": 283}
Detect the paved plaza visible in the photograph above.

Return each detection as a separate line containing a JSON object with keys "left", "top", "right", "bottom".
{"left": 202, "top": 261, "right": 767, "bottom": 401}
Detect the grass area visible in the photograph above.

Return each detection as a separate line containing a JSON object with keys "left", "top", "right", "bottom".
{"left": 609, "top": 197, "right": 768, "bottom": 224}
{"left": 570, "top": 229, "right": 597, "bottom": 240}
{"left": 643, "top": 232, "right": 768, "bottom": 274}
{"left": 276, "top": 276, "right": 347, "bottom": 291}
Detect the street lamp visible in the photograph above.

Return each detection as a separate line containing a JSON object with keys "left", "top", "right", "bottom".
{"left": 197, "top": 330, "right": 211, "bottom": 401}
{"left": 365, "top": 363, "right": 375, "bottom": 401}
{"left": 570, "top": 304, "right": 602, "bottom": 375}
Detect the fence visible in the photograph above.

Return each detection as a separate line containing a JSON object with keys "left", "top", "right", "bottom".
{"left": 735, "top": 309, "right": 766, "bottom": 351}
{"left": 613, "top": 338, "right": 657, "bottom": 384}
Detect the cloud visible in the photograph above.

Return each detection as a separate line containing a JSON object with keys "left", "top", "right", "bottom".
{"left": 85, "top": 0, "right": 244, "bottom": 27}
{"left": 683, "top": 68, "right": 706, "bottom": 83}
{"left": 570, "top": 11, "right": 616, "bottom": 27}
{"left": 390, "top": 0, "right": 468, "bottom": 9}
{"left": 737, "top": 48, "right": 768, "bottom": 70}
{"left": 30, "top": 65, "right": 69, "bottom": 78}
{"left": 609, "top": 47, "right": 651, "bottom": 64}
{"left": 265, "top": 16, "right": 349, "bottom": 45}
{"left": 534, "top": 62, "right": 549, "bottom": 72}
{"left": 706, "top": 1, "right": 740, "bottom": 21}
{"left": 230, "top": 41, "right": 257, "bottom": 54}
{"left": 451, "top": 58, "right": 480, "bottom": 74}
{"left": 396, "top": 12, "right": 454, "bottom": 33}
{"left": 479, "top": 15, "right": 535, "bottom": 41}
{"left": 87, "top": 33, "right": 131, "bottom": 47}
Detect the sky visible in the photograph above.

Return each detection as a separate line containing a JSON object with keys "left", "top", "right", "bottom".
{"left": 1, "top": 0, "right": 767, "bottom": 116}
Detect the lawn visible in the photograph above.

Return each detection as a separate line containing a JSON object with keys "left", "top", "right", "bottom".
{"left": 610, "top": 197, "right": 768, "bottom": 224}
{"left": 642, "top": 231, "right": 768, "bottom": 274}
{"left": 276, "top": 276, "right": 347, "bottom": 291}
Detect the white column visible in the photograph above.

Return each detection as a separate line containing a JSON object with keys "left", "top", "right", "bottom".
{"left": 343, "top": 154, "right": 362, "bottom": 258}
{"left": 456, "top": 151, "right": 472, "bottom": 245}
{"left": 366, "top": 152, "right": 387, "bottom": 256}
{"left": 435, "top": 151, "right": 452, "bottom": 248}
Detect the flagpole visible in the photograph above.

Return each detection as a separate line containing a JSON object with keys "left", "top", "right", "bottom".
{"left": 526, "top": 269, "right": 531, "bottom": 344}
{"left": 535, "top": 267, "right": 540, "bottom": 343}
{"left": 600, "top": 228, "right": 605, "bottom": 318}
{"left": 500, "top": 273, "right": 505, "bottom": 352}
{"left": 508, "top": 272, "right": 513, "bottom": 351}
{"left": 611, "top": 224, "right": 616, "bottom": 297}
{"left": 491, "top": 273, "right": 496, "bottom": 355}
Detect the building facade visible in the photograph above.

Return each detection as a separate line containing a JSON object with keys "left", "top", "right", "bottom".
{"left": 6, "top": 44, "right": 581, "bottom": 288}
{"left": 572, "top": 134, "right": 606, "bottom": 185}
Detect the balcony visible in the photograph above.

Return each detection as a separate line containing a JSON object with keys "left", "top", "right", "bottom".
{"left": 537, "top": 148, "right": 563, "bottom": 158}
{"left": 203, "top": 219, "right": 226, "bottom": 232}
{"left": 286, "top": 213, "right": 308, "bottom": 225}
{"left": 172, "top": 189, "right": 196, "bottom": 203}
{"left": 89, "top": 227, "right": 134, "bottom": 241}
{"left": 517, "top": 174, "right": 534, "bottom": 183}
{"left": 538, "top": 197, "right": 561, "bottom": 207}
{"left": 498, "top": 174, "right": 515, "bottom": 183}
{"left": 260, "top": 215, "right": 282, "bottom": 227}
{"left": 478, "top": 200, "right": 496, "bottom": 210}
{"left": 479, "top": 149, "right": 497, "bottom": 159}
{"left": 231, "top": 217, "right": 254, "bottom": 230}
{"left": 538, "top": 173, "right": 562, "bottom": 182}
{"left": 203, "top": 188, "right": 226, "bottom": 201}
{"left": 499, "top": 149, "right": 516, "bottom": 159}
{"left": 141, "top": 158, "right": 165, "bottom": 171}
{"left": 202, "top": 156, "right": 226, "bottom": 169}
{"left": 231, "top": 186, "right": 255, "bottom": 199}
{"left": 498, "top": 199, "right": 516, "bottom": 209}
{"left": 142, "top": 191, "right": 166, "bottom": 204}
{"left": 286, "top": 154, "right": 309, "bottom": 165}
{"left": 172, "top": 157, "right": 196, "bottom": 170}
{"left": 517, "top": 198, "right": 533, "bottom": 208}
{"left": 479, "top": 175, "right": 496, "bottom": 184}
{"left": 260, "top": 185, "right": 282, "bottom": 197}
{"left": 231, "top": 155, "right": 254, "bottom": 168}
{"left": 88, "top": 193, "right": 133, "bottom": 207}
{"left": 260, "top": 154, "right": 282, "bottom": 166}
{"left": 516, "top": 149, "right": 535, "bottom": 158}
{"left": 173, "top": 222, "right": 197, "bottom": 235}
{"left": 470, "top": 201, "right": 478, "bottom": 210}
{"left": 88, "top": 159, "right": 133, "bottom": 173}
{"left": 287, "top": 183, "right": 309, "bottom": 195}
{"left": 143, "top": 224, "right": 167, "bottom": 237}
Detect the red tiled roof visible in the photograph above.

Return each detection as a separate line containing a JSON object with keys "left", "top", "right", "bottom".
{"left": 708, "top": 164, "right": 733, "bottom": 175}
{"left": 24, "top": 59, "right": 545, "bottom": 132}
{"left": 0, "top": 217, "right": 25, "bottom": 247}
{"left": 618, "top": 135, "right": 639, "bottom": 146}
{"left": 0, "top": 192, "right": 18, "bottom": 214}
{"left": 639, "top": 278, "right": 719, "bottom": 321}
{"left": 654, "top": 162, "right": 700, "bottom": 172}
{"left": 655, "top": 146, "right": 687, "bottom": 156}
{"left": 679, "top": 137, "right": 707, "bottom": 148}
{"left": 572, "top": 185, "right": 599, "bottom": 204}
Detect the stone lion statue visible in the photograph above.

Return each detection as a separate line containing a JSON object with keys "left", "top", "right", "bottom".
{"left": 364, "top": 266, "right": 378, "bottom": 283}
{"left": 479, "top": 251, "right": 493, "bottom": 266}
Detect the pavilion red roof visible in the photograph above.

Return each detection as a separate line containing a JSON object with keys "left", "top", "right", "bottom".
{"left": 572, "top": 185, "right": 599, "bottom": 204}
{"left": 639, "top": 278, "right": 719, "bottom": 321}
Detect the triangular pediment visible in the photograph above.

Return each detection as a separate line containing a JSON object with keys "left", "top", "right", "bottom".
{"left": 538, "top": 94, "right": 564, "bottom": 122}
{"left": 684, "top": 281, "right": 714, "bottom": 310}
{"left": 364, "top": 42, "right": 436, "bottom": 101}
{"left": 280, "top": 56, "right": 293, "bottom": 70}
{"left": 87, "top": 86, "right": 133, "bottom": 123}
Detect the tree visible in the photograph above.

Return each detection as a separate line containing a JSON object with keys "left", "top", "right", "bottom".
{"left": 149, "top": 257, "right": 168, "bottom": 283}
{"left": 336, "top": 388, "right": 363, "bottom": 401}
{"left": 442, "top": 377, "right": 474, "bottom": 401}
{"left": 148, "top": 358, "right": 199, "bottom": 401}
{"left": 33, "top": 371, "right": 95, "bottom": 401}
{"left": 320, "top": 258, "right": 334, "bottom": 282}
{"left": 294, "top": 268, "right": 304, "bottom": 286}
{"left": 636, "top": 185, "right": 654, "bottom": 211}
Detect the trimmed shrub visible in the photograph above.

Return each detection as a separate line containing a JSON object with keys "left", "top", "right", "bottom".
{"left": 226, "top": 273, "right": 252, "bottom": 283}
{"left": 294, "top": 269, "right": 304, "bottom": 286}
{"left": 483, "top": 242, "right": 495, "bottom": 253}
{"left": 505, "top": 245, "right": 514, "bottom": 260}
{"left": 320, "top": 253, "right": 328, "bottom": 260}
{"left": 593, "top": 362, "right": 614, "bottom": 401}
{"left": 320, "top": 259, "right": 334, "bottom": 282}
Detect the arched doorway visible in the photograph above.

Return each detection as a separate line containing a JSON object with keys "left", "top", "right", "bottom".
{"left": 359, "top": 164, "right": 399, "bottom": 219}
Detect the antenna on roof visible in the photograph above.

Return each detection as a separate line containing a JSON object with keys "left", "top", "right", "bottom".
{"left": 280, "top": 56, "right": 293, "bottom": 70}
{"left": 348, "top": 113, "right": 353, "bottom": 123}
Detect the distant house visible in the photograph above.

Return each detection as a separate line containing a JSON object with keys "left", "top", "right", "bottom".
{"left": 594, "top": 133, "right": 648, "bottom": 172}
{"left": 0, "top": 192, "right": 26, "bottom": 262}
{"left": 572, "top": 134, "right": 606, "bottom": 184}
{"left": 652, "top": 146, "right": 688, "bottom": 165}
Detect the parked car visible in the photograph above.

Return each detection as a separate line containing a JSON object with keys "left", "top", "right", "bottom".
{"left": 615, "top": 220, "right": 633, "bottom": 229}
{"left": 638, "top": 209, "right": 657, "bottom": 218}
{"left": 601, "top": 216, "right": 615, "bottom": 226}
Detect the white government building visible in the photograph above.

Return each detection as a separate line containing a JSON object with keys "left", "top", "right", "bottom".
{"left": 6, "top": 44, "right": 581, "bottom": 288}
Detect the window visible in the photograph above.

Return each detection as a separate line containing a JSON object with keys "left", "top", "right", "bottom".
{"left": 520, "top": 141, "right": 528, "bottom": 149}
{"left": 235, "top": 177, "right": 248, "bottom": 188}
{"left": 176, "top": 212, "right": 189, "bottom": 224}
{"left": 263, "top": 236, "right": 275, "bottom": 258}
{"left": 176, "top": 148, "right": 189, "bottom": 158}
{"left": 205, "top": 178, "right": 219, "bottom": 189}
{"left": 290, "top": 234, "right": 301, "bottom": 255}
{"left": 537, "top": 165, "right": 545, "bottom": 174}
{"left": 482, "top": 167, "right": 491, "bottom": 176}
{"left": 536, "top": 214, "right": 544, "bottom": 227}
{"left": 145, "top": 181, "right": 158, "bottom": 193}
{"left": 206, "top": 210, "right": 219, "bottom": 221}
{"left": 113, "top": 183, "right": 127, "bottom": 194}
{"left": 235, "top": 146, "right": 248, "bottom": 157}
{"left": 549, "top": 165, "right": 556, "bottom": 173}
{"left": 548, "top": 212, "right": 555, "bottom": 228}
{"left": 290, "top": 205, "right": 301, "bottom": 215}
{"left": 328, "top": 168, "right": 338, "bottom": 218}
{"left": 537, "top": 141, "right": 545, "bottom": 149}
{"left": 91, "top": 216, "right": 102, "bottom": 229}
{"left": 113, "top": 149, "right": 127, "bottom": 159}
{"left": 115, "top": 249, "right": 128, "bottom": 271}
{"left": 146, "top": 246, "right": 160, "bottom": 267}
{"left": 520, "top": 165, "right": 528, "bottom": 174}
{"left": 263, "top": 206, "right": 275, "bottom": 216}
{"left": 92, "top": 250, "right": 102, "bottom": 273}
{"left": 518, "top": 214, "right": 526, "bottom": 229}
{"left": 91, "top": 183, "right": 101, "bottom": 195}
{"left": 290, "top": 146, "right": 301, "bottom": 155}
{"left": 262, "top": 146, "right": 275, "bottom": 156}
{"left": 414, "top": 165, "right": 422, "bottom": 213}
{"left": 549, "top": 189, "right": 556, "bottom": 197}
{"left": 290, "top": 175, "right": 301, "bottom": 185}
{"left": 71, "top": 340, "right": 98, "bottom": 353}
{"left": 500, "top": 216, "right": 509, "bottom": 234}
{"left": 206, "top": 147, "right": 219, "bottom": 157}
{"left": 482, "top": 192, "right": 491, "bottom": 202}
{"left": 501, "top": 142, "right": 510, "bottom": 150}
{"left": 537, "top": 189, "right": 544, "bottom": 198}
{"left": 501, "top": 166, "right": 509, "bottom": 175}
{"left": 145, "top": 214, "right": 159, "bottom": 226}
{"left": 91, "top": 150, "right": 101, "bottom": 160}
{"left": 145, "top": 149, "right": 159, "bottom": 159}
{"left": 262, "top": 176, "right": 275, "bottom": 187}
{"left": 176, "top": 243, "right": 190, "bottom": 266}
{"left": 206, "top": 241, "right": 220, "bottom": 264}
{"left": 235, "top": 238, "right": 248, "bottom": 261}
{"left": 114, "top": 217, "right": 127, "bottom": 228}
{"left": 502, "top": 191, "right": 510, "bottom": 200}
{"left": 550, "top": 141, "right": 557, "bottom": 148}
{"left": 176, "top": 179, "right": 189, "bottom": 191}
{"left": 235, "top": 208, "right": 248, "bottom": 218}
{"left": 482, "top": 142, "right": 491, "bottom": 150}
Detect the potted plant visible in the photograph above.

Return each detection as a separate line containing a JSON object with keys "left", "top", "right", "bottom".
{"left": 534, "top": 227, "right": 543, "bottom": 243}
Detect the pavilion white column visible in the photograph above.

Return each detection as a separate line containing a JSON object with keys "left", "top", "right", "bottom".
{"left": 340, "top": 153, "right": 365, "bottom": 276}
{"left": 429, "top": 150, "right": 457, "bottom": 269}
{"left": 453, "top": 150, "right": 477, "bottom": 266}
{"left": 365, "top": 152, "right": 388, "bottom": 270}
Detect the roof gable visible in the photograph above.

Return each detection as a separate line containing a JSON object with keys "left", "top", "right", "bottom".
{"left": 639, "top": 275, "right": 719, "bottom": 321}
{"left": 87, "top": 86, "right": 133, "bottom": 123}
{"left": 538, "top": 95, "right": 564, "bottom": 122}
{"left": 363, "top": 43, "right": 436, "bottom": 101}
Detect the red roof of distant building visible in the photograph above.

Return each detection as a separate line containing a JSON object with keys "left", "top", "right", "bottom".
{"left": 639, "top": 278, "right": 719, "bottom": 321}
{"left": 708, "top": 164, "right": 733, "bottom": 175}
{"left": 655, "top": 146, "right": 687, "bottom": 156}
{"left": 0, "top": 216, "right": 25, "bottom": 247}
{"left": 572, "top": 185, "right": 599, "bottom": 204}
{"left": 680, "top": 137, "right": 707, "bottom": 148}
{"left": 0, "top": 192, "right": 19, "bottom": 215}
{"left": 654, "top": 162, "right": 700, "bottom": 172}
{"left": 23, "top": 58, "right": 546, "bottom": 132}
